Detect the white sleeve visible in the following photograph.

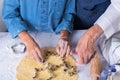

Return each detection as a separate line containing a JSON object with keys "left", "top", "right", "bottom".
{"left": 95, "top": 0, "right": 120, "bottom": 39}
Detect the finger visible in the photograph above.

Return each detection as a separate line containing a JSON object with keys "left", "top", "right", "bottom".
{"left": 69, "top": 45, "right": 72, "bottom": 55}
{"left": 60, "top": 40, "right": 64, "bottom": 57}
{"left": 33, "top": 51, "right": 42, "bottom": 64}
{"left": 66, "top": 46, "right": 70, "bottom": 56}
{"left": 88, "top": 53, "right": 93, "bottom": 60}
{"left": 75, "top": 43, "right": 80, "bottom": 53}
{"left": 78, "top": 56, "right": 84, "bottom": 64}
{"left": 83, "top": 54, "right": 89, "bottom": 64}
{"left": 56, "top": 45, "right": 60, "bottom": 55}
{"left": 28, "top": 50, "right": 36, "bottom": 60}
{"left": 75, "top": 46, "right": 78, "bottom": 53}
{"left": 29, "top": 52, "right": 36, "bottom": 61}
{"left": 78, "top": 52, "right": 84, "bottom": 64}
{"left": 62, "top": 41, "right": 68, "bottom": 57}
{"left": 70, "top": 49, "right": 73, "bottom": 55}
{"left": 35, "top": 48, "right": 43, "bottom": 62}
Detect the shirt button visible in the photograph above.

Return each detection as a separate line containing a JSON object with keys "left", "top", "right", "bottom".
{"left": 42, "top": 10, "right": 45, "bottom": 14}
{"left": 43, "top": 1, "right": 46, "bottom": 5}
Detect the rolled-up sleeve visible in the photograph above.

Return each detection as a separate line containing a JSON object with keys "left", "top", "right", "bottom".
{"left": 2, "top": 0, "right": 28, "bottom": 38}
{"left": 95, "top": 0, "right": 120, "bottom": 39}
{"left": 55, "top": 0, "right": 75, "bottom": 33}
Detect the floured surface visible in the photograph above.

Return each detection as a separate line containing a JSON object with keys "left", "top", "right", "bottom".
{"left": 0, "top": 31, "right": 108, "bottom": 80}
{"left": 16, "top": 47, "right": 78, "bottom": 80}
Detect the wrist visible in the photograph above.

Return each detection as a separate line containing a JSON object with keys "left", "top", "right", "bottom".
{"left": 87, "top": 24, "right": 103, "bottom": 41}
{"left": 60, "top": 30, "right": 69, "bottom": 38}
{"left": 18, "top": 31, "right": 35, "bottom": 45}
{"left": 59, "top": 37, "right": 68, "bottom": 41}
{"left": 93, "top": 24, "right": 103, "bottom": 37}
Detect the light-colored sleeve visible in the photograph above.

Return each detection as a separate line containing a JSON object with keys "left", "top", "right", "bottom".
{"left": 55, "top": 0, "right": 75, "bottom": 34}
{"left": 95, "top": 0, "right": 120, "bottom": 39}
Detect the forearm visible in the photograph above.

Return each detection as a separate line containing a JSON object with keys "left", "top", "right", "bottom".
{"left": 18, "top": 31, "right": 43, "bottom": 63}
{"left": 86, "top": 24, "right": 104, "bottom": 42}
{"left": 18, "top": 31, "right": 35, "bottom": 45}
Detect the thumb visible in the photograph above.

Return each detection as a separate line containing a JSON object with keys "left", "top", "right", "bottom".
{"left": 78, "top": 55, "right": 84, "bottom": 64}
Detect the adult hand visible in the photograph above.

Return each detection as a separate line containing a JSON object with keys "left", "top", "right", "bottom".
{"left": 75, "top": 24, "right": 103, "bottom": 64}
{"left": 56, "top": 30, "right": 72, "bottom": 57}
{"left": 25, "top": 39, "right": 43, "bottom": 64}
{"left": 18, "top": 31, "right": 43, "bottom": 64}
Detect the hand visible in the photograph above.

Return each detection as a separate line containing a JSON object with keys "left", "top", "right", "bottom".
{"left": 56, "top": 30, "right": 72, "bottom": 57}
{"left": 25, "top": 39, "right": 43, "bottom": 64}
{"left": 56, "top": 38, "right": 72, "bottom": 57}
{"left": 18, "top": 31, "right": 43, "bottom": 64}
{"left": 75, "top": 24, "right": 103, "bottom": 64}
{"left": 75, "top": 32, "right": 95, "bottom": 64}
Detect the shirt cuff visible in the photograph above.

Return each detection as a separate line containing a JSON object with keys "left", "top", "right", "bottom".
{"left": 8, "top": 21, "right": 28, "bottom": 38}
{"left": 55, "top": 19, "right": 73, "bottom": 34}
{"left": 95, "top": 4, "right": 120, "bottom": 39}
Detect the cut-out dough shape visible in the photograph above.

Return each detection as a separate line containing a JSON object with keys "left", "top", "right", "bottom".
{"left": 16, "top": 47, "right": 78, "bottom": 80}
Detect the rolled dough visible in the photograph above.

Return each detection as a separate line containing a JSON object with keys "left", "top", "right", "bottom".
{"left": 16, "top": 47, "right": 78, "bottom": 80}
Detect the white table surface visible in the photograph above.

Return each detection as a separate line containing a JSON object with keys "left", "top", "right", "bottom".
{"left": 0, "top": 30, "right": 107, "bottom": 80}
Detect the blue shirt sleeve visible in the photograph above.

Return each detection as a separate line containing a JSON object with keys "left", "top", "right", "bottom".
{"left": 55, "top": 0, "right": 75, "bottom": 34}
{"left": 2, "top": 0, "right": 28, "bottom": 38}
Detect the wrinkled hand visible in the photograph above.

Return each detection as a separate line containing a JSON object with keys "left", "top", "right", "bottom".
{"left": 75, "top": 25, "right": 103, "bottom": 64}
{"left": 56, "top": 38, "right": 72, "bottom": 57}
{"left": 75, "top": 32, "right": 95, "bottom": 64}
{"left": 25, "top": 39, "right": 43, "bottom": 64}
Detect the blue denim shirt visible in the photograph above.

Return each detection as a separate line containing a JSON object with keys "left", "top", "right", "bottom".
{"left": 2, "top": 0, "right": 75, "bottom": 38}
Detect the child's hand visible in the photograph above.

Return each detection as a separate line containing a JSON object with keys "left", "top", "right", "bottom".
{"left": 56, "top": 37, "right": 72, "bottom": 57}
